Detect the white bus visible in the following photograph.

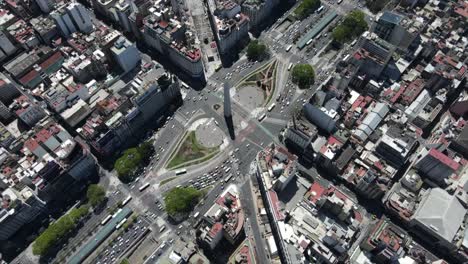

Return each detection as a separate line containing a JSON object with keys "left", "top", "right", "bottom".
{"left": 193, "top": 212, "right": 200, "bottom": 218}
{"left": 112, "top": 208, "right": 123, "bottom": 218}
{"left": 285, "top": 45, "right": 292, "bottom": 52}
{"left": 268, "top": 103, "right": 276, "bottom": 112}
{"left": 306, "top": 39, "right": 313, "bottom": 46}
{"left": 101, "top": 215, "right": 112, "bottom": 226}
{"left": 139, "top": 183, "right": 150, "bottom": 192}
{"left": 350, "top": 39, "right": 357, "bottom": 46}
{"left": 181, "top": 82, "right": 189, "bottom": 89}
{"left": 116, "top": 218, "right": 127, "bottom": 229}
{"left": 337, "top": 0, "right": 343, "bottom": 4}
{"left": 342, "top": 54, "right": 350, "bottom": 62}
{"left": 175, "top": 169, "right": 187, "bottom": 175}
{"left": 316, "top": 6, "right": 324, "bottom": 13}
{"left": 122, "top": 196, "right": 132, "bottom": 206}
{"left": 225, "top": 167, "right": 231, "bottom": 173}
{"left": 224, "top": 175, "right": 232, "bottom": 183}
{"left": 258, "top": 113, "right": 267, "bottom": 122}
{"left": 287, "top": 63, "right": 293, "bottom": 71}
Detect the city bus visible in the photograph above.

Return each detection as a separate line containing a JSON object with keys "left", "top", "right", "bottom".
{"left": 316, "top": 6, "right": 324, "bottom": 13}
{"left": 225, "top": 167, "right": 231, "bottom": 174}
{"left": 342, "top": 54, "right": 350, "bottom": 62}
{"left": 350, "top": 39, "right": 357, "bottom": 46}
{"left": 181, "top": 82, "right": 189, "bottom": 89}
{"left": 258, "top": 113, "right": 267, "bottom": 122}
{"left": 122, "top": 196, "right": 132, "bottom": 206}
{"left": 175, "top": 169, "right": 187, "bottom": 175}
{"left": 101, "top": 215, "right": 112, "bottom": 226}
{"left": 112, "top": 208, "right": 123, "bottom": 218}
{"left": 337, "top": 0, "right": 343, "bottom": 4}
{"left": 139, "top": 182, "right": 150, "bottom": 192}
{"left": 285, "top": 45, "right": 292, "bottom": 52}
{"left": 116, "top": 218, "right": 127, "bottom": 229}
{"left": 306, "top": 39, "right": 313, "bottom": 46}
{"left": 193, "top": 212, "right": 200, "bottom": 219}
{"left": 268, "top": 103, "right": 276, "bottom": 112}
{"left": 287, "top": 63, "right": 293, "bottom": 71}
{"left": 224, "top": 175, "right": 233, "bottom": 183}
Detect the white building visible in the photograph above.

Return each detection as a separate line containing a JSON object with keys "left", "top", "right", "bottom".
{"left": 111, "top": 36, "right": 141, "bottom": 73}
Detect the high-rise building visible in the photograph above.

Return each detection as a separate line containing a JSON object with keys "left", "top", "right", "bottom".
{"left": 415, "top": 148, "right": 460, "bottom": 187}
{"left": 0, "top": 187, "right": 47, "bottom": 240}
{"left": 208, "top": 0, "right": 249, "bottom": 55}
{"left": 35, "top": 0, "right": 54, "bottom": 13}
{"left": 111, "top": 36, "right": 141, "bottom": 73}
{"left": 67, "top": 3, "right": 93, "bottom": 33}
{"left": 142, "top": 5, "right": 205, "bottom": 79}
{"left": 51, "top": 3, "right": 93, "bottom": 37}
{"left": 373, "top": 11, "right": 420, "bottom": 50}
{"left": 0, "top": 74, "right": 20, "bottom": 105}
{"left": 240, "top": 0, "right": 279, "bottom": 30}
{"left": 0, "top": 32, "right": 17, "bottom": 61}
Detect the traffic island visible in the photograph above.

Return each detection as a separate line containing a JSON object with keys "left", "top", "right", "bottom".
{"left": 234, "top": 60, "right": 278, "bottom": 111}
{"left": 166, "top": 118, "right": 225, "bottom": 170}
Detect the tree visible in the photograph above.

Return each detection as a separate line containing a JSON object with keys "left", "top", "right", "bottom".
{"left": 294, "top": 0, "right": 321, "bottom": 19}
{"left": 114, "top": 141, "right": 154, "bottom": 182}
{"left": 365, "top": 0, "right": 389, "bottom": 13}
{"left": 291, "top": 64, "right": 315, "bottom": 89}
{"left": 332, "top": 10, "right": 368, "bottom": 44}
{"left": 32, "top": 205, "right": 89, "bottom": 256}
{"left": 164, "top": 187, "right": 202, "bottom": 217}
{"left": 246, "top": 40, "right": 267, "bottom": 61}
{"left": 87, "top": 184, "right": 106, "bottom": 207}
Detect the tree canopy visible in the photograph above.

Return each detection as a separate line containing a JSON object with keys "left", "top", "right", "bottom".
{"left": 114, "top": 141, "right": 154, "bottom": 183}
{"left": 332, "top": 10, "right": 368, "bottom": 44}
{"left": 164, "top": 187, "right": 202, "bottom": 217}
{"left": 294, "top": 0, "right": 321, "bottom": 20}
{"left": 32, "top": 205, "right": 89, "bottom": 256}
{"left": 365, "top": 0, "right": 389, "bottom": 13}
{"left": 86, "top": 184, "right": 106, "bottom": 207}
{"left": 246, "top": 40, "right": 267, "bottom": 61}
{"left": 291, "top": 64, "right": 315, "bottom": 89}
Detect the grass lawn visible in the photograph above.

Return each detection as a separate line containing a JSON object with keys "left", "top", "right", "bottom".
{"left": 167, "top": 131, "right": 219, "bottom": 169}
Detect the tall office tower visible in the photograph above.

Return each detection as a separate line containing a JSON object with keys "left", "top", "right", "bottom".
{"left": 224, "top": 83, "right": 231, "bottom": 118}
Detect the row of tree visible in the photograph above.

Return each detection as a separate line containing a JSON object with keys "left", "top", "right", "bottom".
{"left": 32, "top": 185, "right": 106, "bottom": 256}
{"left": 32, "top": 205, "right": 89, "bottom": 256}
{"left": 332, "top": 10, "right": 368, "bottom": 44}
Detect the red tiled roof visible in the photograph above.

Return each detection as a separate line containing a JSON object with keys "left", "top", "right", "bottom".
{"left": 309, "top": 182, "right": 326, "bottom": 204}
{"left": 269, "top": 190, "right": 284, "bottom": 220}
{"left": 19, "top": 70, "right": 39, "bottom": 84}
{"left": 209, "top": 222, "right": 223, "bottom": 238}
{"left": 428, "top": 148, "right": 460, "bottom": 171}
{"left": 40, "top": 51, "right": 63, "bottom": 69}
